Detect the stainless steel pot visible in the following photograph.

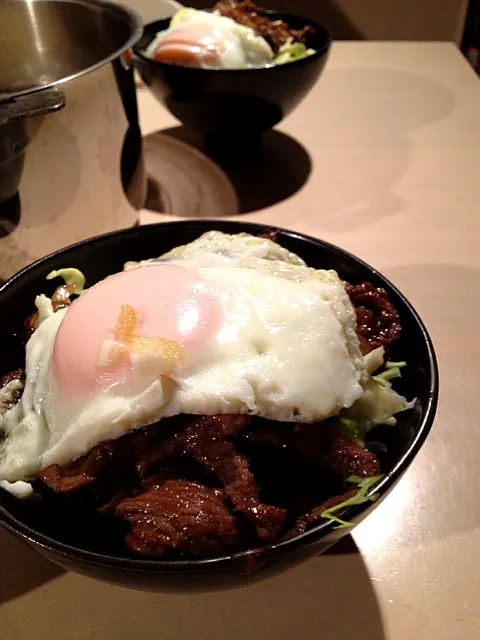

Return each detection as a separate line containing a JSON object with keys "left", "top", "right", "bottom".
{"left": 0, "top": 0, "right": 146, "bottom": 279}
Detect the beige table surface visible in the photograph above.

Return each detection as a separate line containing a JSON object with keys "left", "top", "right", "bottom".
{"left": 2, "top": 41, "right": 480, "bottom": 640}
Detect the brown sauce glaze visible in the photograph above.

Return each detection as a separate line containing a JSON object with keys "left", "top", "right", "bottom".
{"left": 214, "top": 0, "right": 315, "bottom": 53}
{"left": 346, "top": 281, "right": 402, "bottom": 352}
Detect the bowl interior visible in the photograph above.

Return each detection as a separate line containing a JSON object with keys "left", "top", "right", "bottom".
{"left": 134, "top": 11, "right": 331, "bottom": 71}
{"left": 0, "top": 220, "right": 437, "bottom": 571}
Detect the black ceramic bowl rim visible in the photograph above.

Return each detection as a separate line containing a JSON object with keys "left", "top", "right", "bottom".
{"left": 0, "top": 220, "right": 438, "bottom": 573}
{"left": 133, "top": 10, "right": 332, "bottom": 74}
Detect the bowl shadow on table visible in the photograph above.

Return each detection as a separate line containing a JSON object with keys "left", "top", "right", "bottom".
{"left": 0, "top": 528, "right": 64, "bottom": 605}
{"left": 143, "top": 126, "right": 312, "bottom": 216}
{"left": 304, "top": 69, "right": 455, "bottom": 233}
{"left": 143, "top": 68, "right": 454, "bottom": 227}
{"left": 0, "top": 534, "right": 386, "bottom": 640}
{"left": 140, "top": 536, "right": 387, "bottom": 640}
{"left": 109, "top": 535, "right": 386, "bottom": 640}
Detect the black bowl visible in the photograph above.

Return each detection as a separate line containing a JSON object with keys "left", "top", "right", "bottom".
{"left": 0, "top": 220, "right": 438, "bottom": 592}
{"left": 133, "top": 12, "right": 331, "bottom": 137}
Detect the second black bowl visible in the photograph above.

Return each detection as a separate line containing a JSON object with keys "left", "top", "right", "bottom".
{"left": 133, "top": 12, "right": 331, "bottom": 137}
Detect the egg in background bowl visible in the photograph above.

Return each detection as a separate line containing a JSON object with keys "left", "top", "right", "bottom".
{"left": 145, "top": 8, "right": 274, "bottom": 69}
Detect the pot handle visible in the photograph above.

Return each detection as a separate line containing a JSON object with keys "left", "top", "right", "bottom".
{"left": 0, "top": 87, "right": 65, "bottom": 126}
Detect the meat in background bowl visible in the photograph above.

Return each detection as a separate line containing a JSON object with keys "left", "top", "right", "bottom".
{"left": 133, "top": 2, "right": 331, "bottom": 137}
{"left": 0, "top": 221, "right": 437, "bottom": 591}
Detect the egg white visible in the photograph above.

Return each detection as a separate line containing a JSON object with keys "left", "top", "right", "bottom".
{"left": 0, "top": 231, "right": 366, "bottom": 487}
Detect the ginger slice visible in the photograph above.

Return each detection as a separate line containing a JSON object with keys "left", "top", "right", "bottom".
{"left": 114, "top": 304, "right": 184, "bottom": 373}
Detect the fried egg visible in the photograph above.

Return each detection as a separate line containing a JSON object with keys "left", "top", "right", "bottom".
{"left": 0, "top": 231, "right": 366, "bottom": 486}
{"left": 145, "top": 8, "right": 274, "bottom": 69}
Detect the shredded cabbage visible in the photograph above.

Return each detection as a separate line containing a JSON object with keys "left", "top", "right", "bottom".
{"left": 338, "top": 415, "right": 370, "bottom": 442}
{"left": 372, "top": 361, "right": 406, "bottom": 388}
{"left": 344, "top": 376, "right": 413, "bottom": 428}
{"left": 320, "top": 475, "right": 383, "bottom": 528}
{"left": 386, "top": 360, "right": 407, "bottom": 369}
{"left": 339, "top": 358, "right": 413, "bottom": 442}
{"left": 46, "top": 268, "right": 86, "bottom": 294}
{"left": 363, "top": 346, "right": 385, "bottom": 375}
{"left": 273, "top": 41, "right": 315, "bottom": 65}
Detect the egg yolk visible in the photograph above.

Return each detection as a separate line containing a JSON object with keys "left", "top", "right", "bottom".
{"left": 153, "top": 25, "right": 224, "bottom": 67}
{"left": 52, "top": 264, "right": 223, "bottom": 396}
